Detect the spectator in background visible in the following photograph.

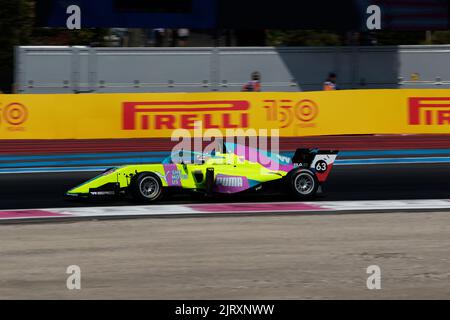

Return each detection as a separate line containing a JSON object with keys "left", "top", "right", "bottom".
{"left": 242, "top": 71, "right": 261, "bottom": 92}
{"left": 177, "top": 29, "right": 190, "bottom": 47}
{"left": 323, "top": 72, "right": 337, "bottom": 91}
{"left": 154, "top": 28, "right": 165, "bottom": 47}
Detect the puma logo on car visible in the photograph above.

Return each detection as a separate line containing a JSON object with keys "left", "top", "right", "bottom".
{"left": 216, "top": 176, "right": 244, "bottom": 187}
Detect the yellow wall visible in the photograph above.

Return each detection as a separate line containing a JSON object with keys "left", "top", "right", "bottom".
{"left": 1, "top": 90, "right": 450, "bottom": 139}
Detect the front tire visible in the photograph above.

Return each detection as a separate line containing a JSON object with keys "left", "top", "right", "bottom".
{"left": 288, "top": 169, "right": 319, "bottom": 199}
{"left": 130, "top": 172, "right": 163, "bottom": 202}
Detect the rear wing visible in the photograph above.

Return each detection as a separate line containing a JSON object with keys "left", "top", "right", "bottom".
{"left": 292, "top": 149, "right": 339, "bottom": 183}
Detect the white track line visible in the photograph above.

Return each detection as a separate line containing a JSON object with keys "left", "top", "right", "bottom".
{"left": 1, "top": 200, "right": 450, "bottom": 222}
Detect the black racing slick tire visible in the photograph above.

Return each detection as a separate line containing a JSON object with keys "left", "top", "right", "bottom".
{"left": 130, "top": 172, "right": 163, "bottom": 203}
{"left": 288, "top": 169, "right": 319, "bottom": 199}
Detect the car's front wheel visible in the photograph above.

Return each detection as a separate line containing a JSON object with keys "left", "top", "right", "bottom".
{"left": 288, "top": 169, "right": 319, "bottom": 199}
{"left": 130, "top": 172, "right": 163, "bottom": 202}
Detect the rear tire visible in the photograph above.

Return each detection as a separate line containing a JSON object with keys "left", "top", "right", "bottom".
{"left": 130, "top": 172, "right": 163, "bottom": 203}
{"left": 288, "top": 169, "right": 319, "bottom": 199}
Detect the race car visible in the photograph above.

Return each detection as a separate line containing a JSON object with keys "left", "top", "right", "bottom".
{"left": 66, "top": 142, "right": 338, "bottom": 202}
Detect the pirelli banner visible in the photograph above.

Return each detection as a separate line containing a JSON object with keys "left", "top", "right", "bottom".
{"left": 1, "top": 90, "right": 450, "bottom": 139}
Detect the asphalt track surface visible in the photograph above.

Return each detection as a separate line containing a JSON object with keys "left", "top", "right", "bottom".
{"left": 1, "top": 163, "right": 450, "bottom": 210}
{"left": 1, "top": 212, "right": 449, "bottom": 299}
{"left": 1, "top": 163, "right": 450, "bottom": 299}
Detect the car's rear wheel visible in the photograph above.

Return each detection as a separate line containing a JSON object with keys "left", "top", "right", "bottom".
{"left": 289, "top": 169, "right": 319, "bottom": 199}
{"left": 130, "top": 172, "right": 163, "bottom": 202}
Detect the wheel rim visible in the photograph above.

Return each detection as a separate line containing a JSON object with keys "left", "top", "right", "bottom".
{"left": 294, "top": 173, "right": 315, "bottom": 195}
{"left": 139, "top": 176, "right": 160, "bottom": 199}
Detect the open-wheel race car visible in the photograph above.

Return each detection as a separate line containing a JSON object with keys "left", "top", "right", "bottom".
{"left": 66, "top": 143, "right": 338, "bottom": 202}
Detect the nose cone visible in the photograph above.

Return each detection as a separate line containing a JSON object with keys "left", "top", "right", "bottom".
{"left": 66, "top": 182, "right": 91, "bottom": 196}
{"left": 66, "top": 168, "right": 119, "bottom": 197}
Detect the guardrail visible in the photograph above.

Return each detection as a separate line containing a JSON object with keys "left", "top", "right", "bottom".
{"left": 16, "top": 45, "right": 450, "bottom": 93}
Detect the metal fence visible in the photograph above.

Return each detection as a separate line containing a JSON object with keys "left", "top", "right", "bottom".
{"left": 14, "top": 45, "right": 450, "bottom": 94}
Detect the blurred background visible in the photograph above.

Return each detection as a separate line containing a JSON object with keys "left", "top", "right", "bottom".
{"left": 2, "top": 0, "right": 450, "bottom": 93}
